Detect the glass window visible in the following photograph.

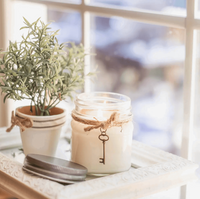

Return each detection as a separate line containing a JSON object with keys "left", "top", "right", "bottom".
{"left": 12, "top": 1, "right": 47, "bottom": 42}
{"left": 90, "top": 15, "right": 185, "bottom": 154}
{"left": 47, "top": 9, "right": 81, "bottom": 44}
{"left": 11, "top": 3, "right": 82, "bottom": 109}
{"left": 11, "top": 1, "right": 48, "bottom": 109}
{"left": 47, "top": 9, "right": 82, "bottom": 115}
{"left": 90, "top": 0, "right": 186, "bottom": 16}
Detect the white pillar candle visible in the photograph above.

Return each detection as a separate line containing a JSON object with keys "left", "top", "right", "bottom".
{"left": 71, "top": 92, "right": 133, "bottom": 174}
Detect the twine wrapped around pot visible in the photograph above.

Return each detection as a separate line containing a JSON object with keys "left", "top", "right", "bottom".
{"left": 71, "top": 111, "right": 131, "bottom": 132}
{"left": 6, "top": 111, "right": 33, "bottom": 133}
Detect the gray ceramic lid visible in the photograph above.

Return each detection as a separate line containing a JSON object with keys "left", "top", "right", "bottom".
{"left": 25, "top": 154, "right": 88, "bottom": 176}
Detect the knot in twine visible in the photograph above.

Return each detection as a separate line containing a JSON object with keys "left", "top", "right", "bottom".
{"left": 6, "top": 111, "right": 33, "bottom": 133}
{"left": 71, "top": 111, "right": 130, "bottom": 132}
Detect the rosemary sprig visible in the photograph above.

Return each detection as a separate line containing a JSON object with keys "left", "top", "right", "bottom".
{"left": 0, "top": 17, "right": 94, "bottom": 116}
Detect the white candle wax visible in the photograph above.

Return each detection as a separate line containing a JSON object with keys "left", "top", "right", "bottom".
{"left": 71, "top": 109, "right": 133, "bottom": 174}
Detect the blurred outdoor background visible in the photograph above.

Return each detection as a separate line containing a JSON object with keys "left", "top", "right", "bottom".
{"left": 46, "top": 0, "right": 186, "bottom": 155}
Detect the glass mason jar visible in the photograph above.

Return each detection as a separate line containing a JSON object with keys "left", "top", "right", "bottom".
{"left": 71, "top": 92, "right": 133, "bottom": 174}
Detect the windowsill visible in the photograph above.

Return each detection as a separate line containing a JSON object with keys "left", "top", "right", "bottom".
{"left": 0, "top": 130, "right": 198, "bottom": 199}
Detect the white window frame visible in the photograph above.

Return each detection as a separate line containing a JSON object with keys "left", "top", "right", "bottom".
{"left": 0, "top": 0, "right": 15, "bottom": 127}
{"left": 1, "top": 0, "right": 199, "bottom": 198}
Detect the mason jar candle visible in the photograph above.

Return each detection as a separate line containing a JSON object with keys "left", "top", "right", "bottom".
{"left": 71, "top": 92, "right": 133, "bottom": 174}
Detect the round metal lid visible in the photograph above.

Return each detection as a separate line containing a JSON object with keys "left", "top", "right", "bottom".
{"left": 25, "top": 154, "right": 88, "bottom": 176}
{"left": 24, "top": 160, "right": 86, "bottom": 181}
{"left": 22, "top": 166, "right": 80, "bottom": 184}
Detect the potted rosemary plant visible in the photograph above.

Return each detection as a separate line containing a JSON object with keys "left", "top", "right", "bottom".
{"left": 0, "top": 18, "right": 92, "bottom": 156}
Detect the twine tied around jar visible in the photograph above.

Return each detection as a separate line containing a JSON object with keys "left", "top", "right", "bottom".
{"left": 71, "top": 111, "right": 130, "bottom": 132}
{"left": 6, "top": 111, "right": 33, "bottom": 133}
{"left": 71, "top": 111, "right": 131, "bottom": 165}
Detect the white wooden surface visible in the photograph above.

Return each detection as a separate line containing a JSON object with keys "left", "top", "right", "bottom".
{"left": 0, "top": 138, "right": 198, "bottom": 199}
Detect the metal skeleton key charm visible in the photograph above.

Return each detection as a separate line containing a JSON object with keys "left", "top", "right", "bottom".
{"left": 98, "top": 128, "right": 109, "bottom": 164}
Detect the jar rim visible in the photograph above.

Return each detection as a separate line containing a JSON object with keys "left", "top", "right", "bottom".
{"left": 75, "top": 92, "right": 131, "bottom": 110}
{"left": 73, "top": 92, "right": 132, "bottom": 120}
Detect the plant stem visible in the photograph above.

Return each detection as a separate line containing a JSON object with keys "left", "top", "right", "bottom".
{"left": 47, "top": 100, "right": 60, "bottom": 112}
{"left": 35, "top": 104, "right": 38, "bottom": 115}
{"left": 46, "top": 97, "right": 59, "bottom": 111}
{"left": 42, "top": 87, "right": 47, "bottom": 111}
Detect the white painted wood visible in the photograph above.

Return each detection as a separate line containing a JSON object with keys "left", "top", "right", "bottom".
{"left": 83, "top": 4, "right": 186, "bottom": 29}
{"left": 181, "top": 0, "right": 197, "bottom": 198}
{"left": 0, "top": 0, "right": 15, "bottom": 127}
{"left": 182, "top": 0, "right": 195, "bottom": 162}
{"left": 0, "top": 140, "right": 198, "bottom": 199}
{"left": 18, "top": 0, "right": 186, "bottom": 29}
{"left": 0, "top": 127, "right": 21, "bottom": 150}
{"left": 193, "top": 18, "right": 200, "bottom": 29}
{"left": 82, "top": 0, "right": 91, "bottom": 92}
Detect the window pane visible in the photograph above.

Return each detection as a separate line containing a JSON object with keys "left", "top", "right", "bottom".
{"left": 12, "top": 5, "right": 81, "bottom": 110}
{"left": 12, "top": 1, "right": 48, "bottom": 109}
{"left": 12, "top": 1, "right": 47, "bottom": 42}
{"left": 47, "top": 9, "right": 81, "bottom": 44}
{"left": 90, "top": 15, "right": 185, "bottom": 154}
{"left": 46, "top": 9, "right": 82, "bottom": 116}
{"left": 90, "top": 0, "right": 186, "bottom": 16}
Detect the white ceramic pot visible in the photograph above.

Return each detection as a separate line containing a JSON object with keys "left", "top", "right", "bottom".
{"left": 16, "top": 106, "right": 66, "bottom": 156}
